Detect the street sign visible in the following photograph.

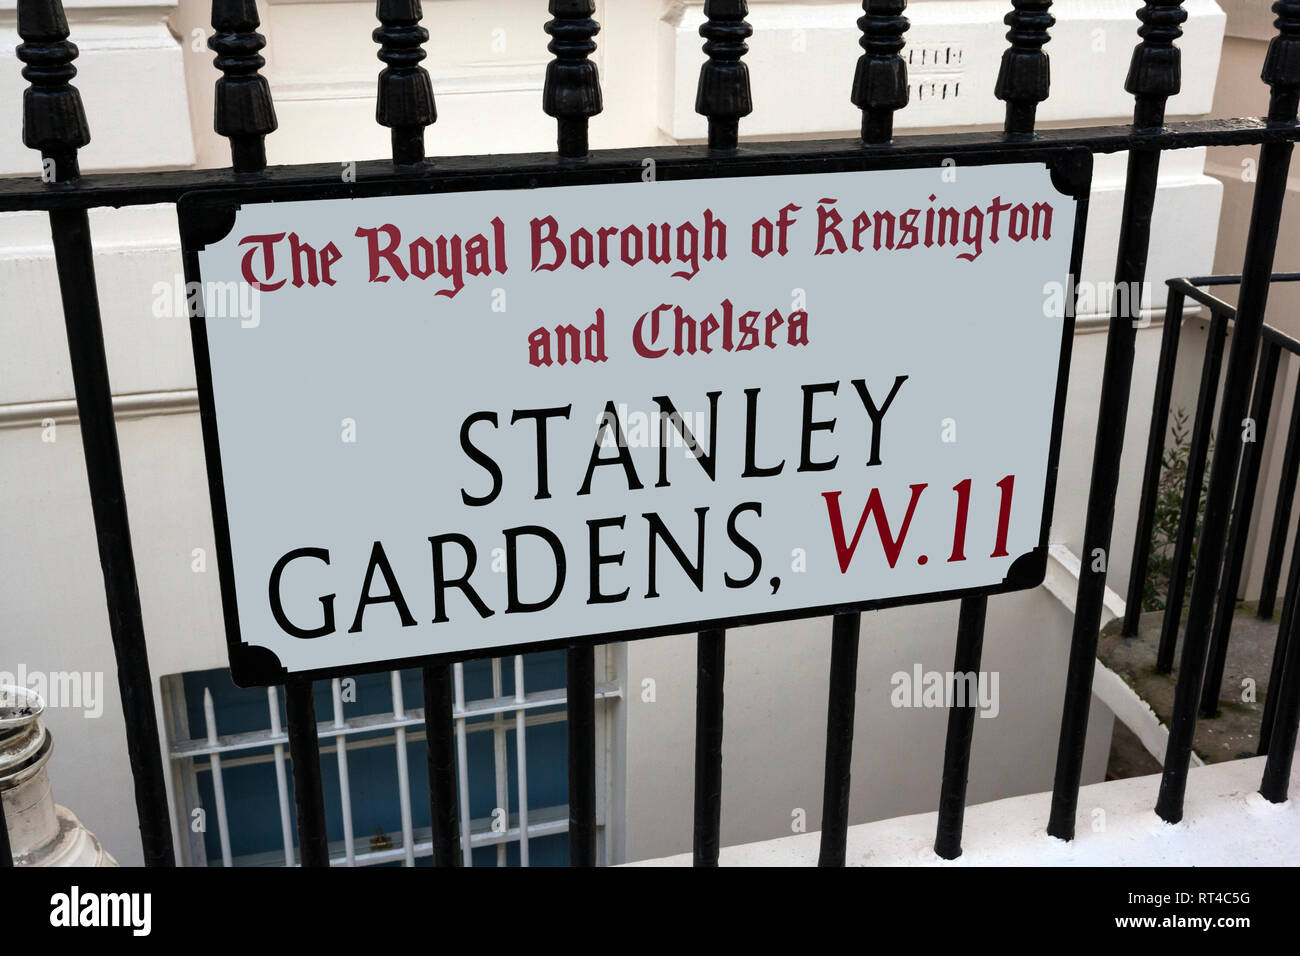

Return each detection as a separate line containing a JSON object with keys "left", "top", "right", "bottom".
{"left": 180, "top": 153, "right": 1088, "bottom": 684}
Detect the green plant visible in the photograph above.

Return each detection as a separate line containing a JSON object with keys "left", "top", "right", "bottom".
{"left": 1143, "top": 408, "right": 1213, "bottom": 613}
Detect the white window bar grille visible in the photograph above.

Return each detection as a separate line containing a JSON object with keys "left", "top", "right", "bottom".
{"left": 163, "top": 658, "right": 621, "bottom": 867}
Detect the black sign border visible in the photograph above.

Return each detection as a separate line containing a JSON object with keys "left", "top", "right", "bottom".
{"left": 178, "top": 143, "right": 1092, "bottom": 686}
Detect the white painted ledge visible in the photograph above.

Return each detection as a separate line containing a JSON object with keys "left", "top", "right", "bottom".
{"left": 1043, "top": 544, "right": 1203, "bottom": 769}
{"left": 630, "top": 755, "right": 1297, "bottom": 865}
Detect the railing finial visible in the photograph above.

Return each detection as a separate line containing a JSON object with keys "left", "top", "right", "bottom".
{"left": 16, "top": 0, "right": 90, "bottom": 183}
{"left": 374, "top": 0, "right": 436, "bottom": 165}
{"left": 1125, "top": 0, "right": 1188, "bottom": 129}
{"left": 209, "top": 0, "right": 279, "bottom": 173}
{"left": 543, "top": 0, "right": 602, "bottom": 159}
{"left": 994, "top": 0, "right": 1055, "bottom": 136}
{"left": 1262, "top": 0, "right": 1300, "bottom": 121}
{"left": 851, "top": 0, "right": 910, "bottom": 145}
{"left": 696, "top": 0, "right": 753, "bottom": 152}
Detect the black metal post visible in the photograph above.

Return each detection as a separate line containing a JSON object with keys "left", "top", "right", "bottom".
{"left": 1157, "top": 5, "right": 1300, "bottom": 821}
{"left": 17, "top": 0, "right": 176, "bottom": 867}
{"left": 543, "top": 0, "right": 602, "bottom": 159}
{"left": 928, "top": 1, "right": 1053, "bottom": 860}
{"left": 1125, "top": 287, "right": 1187, "bottom": 635}
{"left": 1261, "top": 569, "right": 1300, "bottom": 799}
{"left": 374, "top": 0, "right": 436, "bottom": 165}
{"left": 209, "top": 0, "right": 278, "bottom": 171}
{"left": 566, "top": 645, "right": 597, "bottom": 866}
{"left": 372, "top": 0, "right": 459, "bottom": 868}
{"left": 1155, "top": 307, "right": 1230, "bottom": 671}
{"left": 818, "top": 611, "right": 861, "bottom": 866}
{"left": 994, "top": 0, "right": 1054, "bottom": 137}
{"left": 934, "top": 596, "right": 989, "bottom": 859}
{"left": 1260, "top": 501, "right": 1300, "bottom": 753}
{"left": 693, "top": 628, "right": 726, "bottom": 866}
{"left": 1200, "top": 341, "right": 1281, "bottom": 716}
{"left": 1047, "top": 0, "right": 1187, "bottom": 841}
{"left": 696, "top": 1, "right": 752, "bottom": 153}
{"left": 851, "top": 0, "right": 910, "bottom": 145}
{"left": 1256, "top": 379, "right": 1300, "bottom": 619}
{"left": 422, "top": 663, "right": 461, "bottom": 866}
{"left": 285, "top": 677, "right": 330, "bottom": 866}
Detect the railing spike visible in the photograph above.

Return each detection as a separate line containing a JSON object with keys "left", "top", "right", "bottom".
{"left": 374, "top": 0, "right": 436, "bottom": 165}
{"left": 543, "top": 0, "right": 602, "bottom": 159}
{"left": 1125, "top": 0, "right": 1189, "bottom": 128}
{"left": 995, "top": 0, "right": 1055, "bottom": 136}
{"left": 15, "top": 0, "right": 90, "bottom": 182}
{"left": 696, "top": 0, "right": 753, "bottom": 152}
{"left": 1262, "top": 0, "right": 1300, "bottom": 120}
{"left": 851, "top": 0, "right": 910, "bottom": 145}
{"left": 209, "top": 0, "right": 278, "bottom": 172}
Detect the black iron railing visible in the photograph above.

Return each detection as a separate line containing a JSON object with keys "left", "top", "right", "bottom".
{"left": 2, "top": 0, "right": 1299, "bottom": 867}
{"left": 1125, "top": 272, "right": 1300, "bottom": 802}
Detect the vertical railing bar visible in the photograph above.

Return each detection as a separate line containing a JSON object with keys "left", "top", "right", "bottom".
{"left": 566, "top": 646, "right": 598, "bottom": 866}
{"left": 818, "top": 611, "right": 861, "bottom": 866}
{"left": 687, "top": 1, "right": 749, "bottom": 869}
{"left": 422, "top": 662, "right": 461, "bottom": 866}
{"left": 490, "top": 658, "right": 508, "bottom": 866}
{"left": 202, "top": 688, "right": 233, "bottom": 867}
{"left": 266, "top": 686, "right": 294, "bottom": 867}
{"left": 808, "top": 0, "right": 913, "bottom": 869}
{"left": 696, "top": 0, "right": 752, "bottom": 152}
{"left": 15, "top": 0, "right": 175, "bottom": 867}
{"left": 285, "top": 677, "right": 329, "bottom": 867}
{"left": 1154, "top": 307, "right": 1231, "bottom": 671}
{"left": 330, "top": 678, "right": 355, "bottom": 865}
{"left": 208, "top": 0, "right": 278, "bottom": 172}
{"left": 372, "top": 0, "right": 460, "bottom": 869}
{"left": 1124, "top": 286, "right": 1187, "bottom": 635}
{"left": 1200, "top": 341, "right": 1281, "bottom": 716}
{"left": 513, "top": 655, "right": 530, "bottom": 867}
{"left": 929, "top": 0, "right": 1055, "bottom": 860}
{"left": 933, "top": 596, "right": 990, "bottom": 859}
{"left": 390, "top": 672, "right": 416, "bottom": 866}
{"left": 1256, "top": 365, "right": 1300, "bottom": 619}
{"left": 693, "top": 628, "right": 726, "bottom": 866}
{"left": 543, "top": 0, "right": 602, "bottom": 159}
{"left": 994, "top": 0, "right": 1054, "bottom": 138}
{"left": 452, "top": 663, "right": 473, "bottom": 866}
{"left": 1259, "top": 504, "right": 1300, "bottom": 752}
{"left": 374, "top": 0, "right": 436, "bottom": 165}
{"left": 1158, "top": 2, "right": 1300, "bottom": 822}
{"left": 1048, "top": 0, "right": 1188, "bottom": 841}
{"left": 1261, "top": 545, "right": 1300, "bottom": 798}
{"left": 542, "top": 0, "right": 601, "bottom": 867}
{"left": 851, "top": 0, "right": 910, "bottom": 145}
